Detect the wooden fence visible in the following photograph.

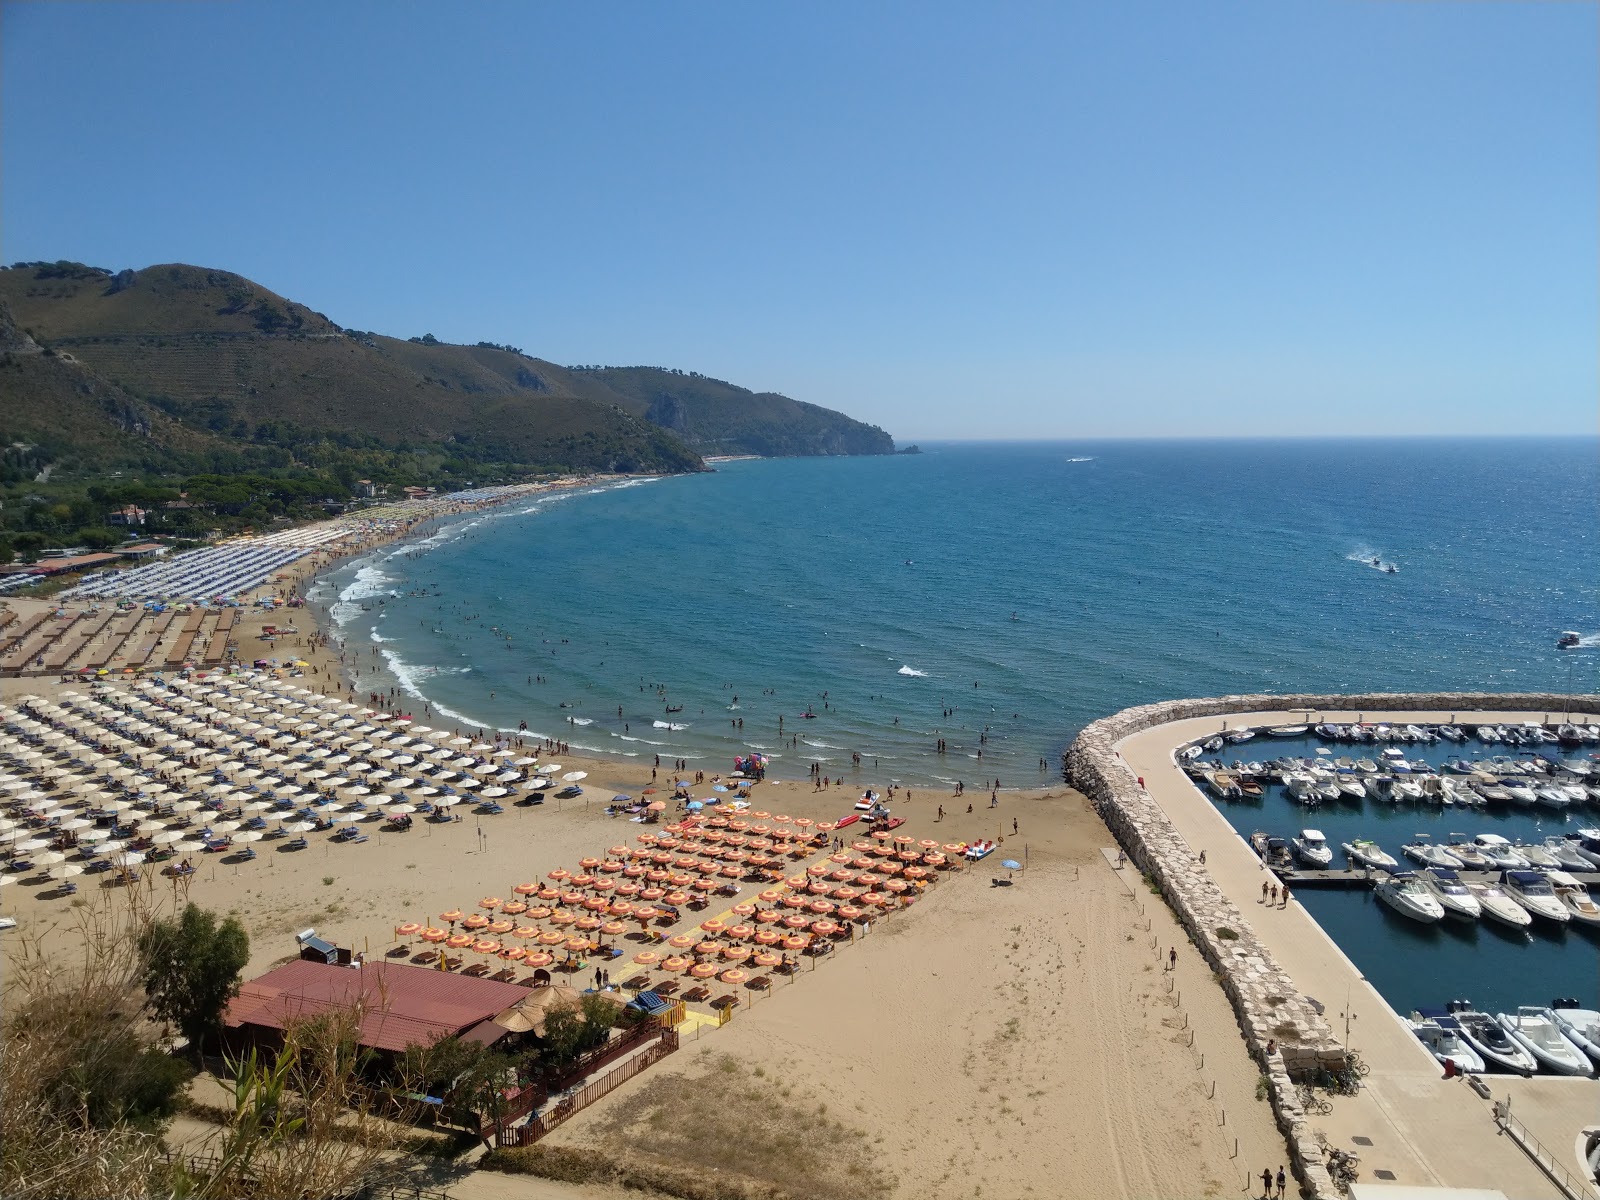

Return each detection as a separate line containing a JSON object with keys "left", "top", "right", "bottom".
{"left": 494, "top": 1027, "right": 679, "bottom": 1148}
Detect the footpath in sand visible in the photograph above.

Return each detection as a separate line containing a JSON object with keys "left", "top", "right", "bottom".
{"left": 1119, "top": 710, "right": 1597, "bottom": 1200}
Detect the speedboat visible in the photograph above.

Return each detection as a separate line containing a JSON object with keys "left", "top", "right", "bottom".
{"left": 1499, "top": 779, "right": 1537, "bottom": 807}
{"left": 1494, "top": 1008, "right": 1595, "bottom": 1076}
{"left": 1249, "top": 831, "right": 1294, "bottom": 872}
{"left": 1471, "top": 834, "right": 1530, "bottom": 870}
{"left": 1533, "top": 785, "right": 1572, "bottom": 811}
{"left": 1548, "top": 1003, "right": 1600, "bottom": 1067}
{"left": 1466, "top": 881, "right": 1534, "bottom": 930}
{"left": 1266, "top": 725, "right": 1309, "bottom": 737}
{"left": 1407, "top": 1013, "right": 1486, "bottom": 1074}
{"left": 1558, "top": 631, "right": 1582, "bottom": 649}
{"left": 1472, "top": 779, "right": 1512, "bottom": 805}
{"left": 1402, "top": 840, "right": 1464, "bottom": 870}
{"left": 1570, "top": 830, "right": 1600, "bottom": 870}
{"left": 1445, "top": 840, "right": 1492, "bottom": 870}
{"left": 1542, "top": 837, "right": 1594, "bottom": 873}
{"left": 1393, "top": 776, "right": 1424, "bottom": 801}
{"left": 1419, "top": 868, "right": 1482, "bottom": 920}
{"left": 1375, "top": 872, "right": 1445, "bottom": 923}
{"left": 1547, "top": 872, "right": 1600, "bottom": 927}
{"left": 1341, "top": 838, "right": 1398, "bottom": 870}
{"left": 1292, "top": 829, "right": 1333, "bottom": 868}
{"left": 1513, "top": 843, "right": 1563, "bottom": 870}
{"left": 1370, "top": 775, "right": 1401, "bottom": 804}
{"left": 1445, "top": 1006, "right": 1537, "bottom": 1075}
{"left": 1335, "top": 776, "right": 1368, "bottom": 802}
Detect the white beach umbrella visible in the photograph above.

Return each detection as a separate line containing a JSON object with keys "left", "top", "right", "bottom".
{"left": 281, "top": 821, "right": 315, "bottom": 834}
{"left": 50, "top": 863, "right": 84, "bottom": 880}
{"left": 234, "top": 830, "right": 263, "bottom": 843}
{"left": 174, "top": 839, "right": 206, "bottom": 853}
{"left": 36, "top": 850, "right": 67, "bottom": 867}
{"left": 480, "top": 787, "right": 509, "bottom": 799}
{"left": 562, "top": 771, "right": 588, "bottom": 782}
{"left": 433, "top": 795, "right": 460, "bottom": 808}
{"left": 152, "top": 830, "right": 183, "bottom": 845}
{"left": 387, "top": 803, "right": 415, "bottom": 815}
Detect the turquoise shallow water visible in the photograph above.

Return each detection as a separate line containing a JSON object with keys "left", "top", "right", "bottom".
{"left": 1193, "top": 734, "right": 1600, "bottom": 1016}
{"left": 311, "top": 437, "right": 1599, "bottom": 1019}
{"left": 315, "top": 437, "right": 1598, "bottom": 788}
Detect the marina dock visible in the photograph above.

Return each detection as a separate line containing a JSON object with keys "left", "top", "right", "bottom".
{"left": 1271, "top": 865, "right": 1600, "bottom": 888}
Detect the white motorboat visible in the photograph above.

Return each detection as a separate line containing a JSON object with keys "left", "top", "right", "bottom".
{"left": 1402, "top": 840, "right": 1464, "bottom": 870}
{"left": 1292, "top": 829, "right": 1333, "bottom": 868}
{"left": 1548, "top": 1003, "right": 1600, "bottom": 1067}
{"left": 1445, "top": 840, "right": 1492, "bottom": 869}
{"left": 1448, "top": 1007, "right": 1536, "bottom": 1075}
{"left": 1472, "top": 778, "right": 1512, "bottom": 804}
{"left": 1393, "top": 777, "right": 1424, "bottom": 801}
{"left": 1500, "top": 779, "right": 1537, "bottom": 807}
{"left": 1408, "top": 1014, "right": 1485, "bottom": 1073}
{"left": 1494, "top": 1008, "right": 1595, "bottom": 1076}
{"left": 1370, "top": 775, "right": 1401, "bottom": 804}
{"left": 1266, "top": 725, "right": 1309, "bottom": 737}
{"left": 1283, "top": 773, "right": 1320, "bottom": 805}
{"left": 1542, "top": 838, "right": 1593, "bottom": 873}
{"left": 1533, "top": 785, "right": 1572, "bottom": 811}
{"left": 1547, "top": 872, "right": 1600, "bottom": 927}
{"left": 1375, "top": 872, "right": 1445, "bottom": 923}
{"left": 1341, "top": 838, "right": 1398, "bottom": 870}
{"left": 1336, "top": 776, "right": 1368, "bottom": 802}
{"left": 1513, "top": 843, "right": 1563, "bottom": 870}
{"left": 1466, "top": 881, "right": 1534, "bottom": 930}
{"left": 1419, "top": 868, "right": 1482, "bottom": 920}
{"left": 1471, "top": 834, "right": 1530, "bottom": 870}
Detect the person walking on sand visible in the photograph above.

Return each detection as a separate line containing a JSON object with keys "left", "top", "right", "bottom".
{"left": 1275, "top": 1166, "right": 1286, "bottom": 1198}
{"left": 1168, "top": 947, "right": 1177, "bottom": 972}
{"left": 1262, "top": 881, "right": 1270, "bottom": 903}
{"left": 1280, "top": 885, "right": 1290, "bottom": 909}
{"left": 1261, "top": 1167, "right": 1273, "bottom": 1199}
{"left": 1270, "top": 883, "right": 1279, "bottom": 905}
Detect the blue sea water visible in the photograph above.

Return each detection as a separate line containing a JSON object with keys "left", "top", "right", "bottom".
{"left": 313, "top": 437, "right": 1599, "bottom": 1020}
{"left": 317, "top": 437, "right": 1598, "bottom": 789}
{"left": 1193, "top": 734, "right": 1600, "bottom": 1016}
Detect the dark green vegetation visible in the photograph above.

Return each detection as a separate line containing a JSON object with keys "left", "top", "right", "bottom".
{"left": 135, "top": 903, "right": 251, "bottom": 1058}
{"left": 0, "top": 261, "right": 894, "bottom": 502}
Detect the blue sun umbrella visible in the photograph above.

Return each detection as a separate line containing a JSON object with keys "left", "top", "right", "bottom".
{"left": 612, "top": 795, "right": 632, "bottom": 803}
{"left": 1001, "top": 859, "right": 1022, "bottom": 871}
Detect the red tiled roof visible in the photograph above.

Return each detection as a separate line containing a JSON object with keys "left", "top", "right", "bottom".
{"left": 224, "top": 959, "right": 528, "bottom": 1052}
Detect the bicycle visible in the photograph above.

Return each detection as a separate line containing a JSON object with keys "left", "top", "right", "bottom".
{"left": 1296, "top": 1083, "right": 1333, "bottom": 1115}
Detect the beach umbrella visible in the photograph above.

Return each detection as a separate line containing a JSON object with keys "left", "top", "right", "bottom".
{"left": 1001, "top": 859, "right": 1022, "bottom": 878}
{"left": 562, "top": 771, "right": 587, "bottom": 782}
{"left": 50, "top": 863, "right": 84, "bottom": 880}
{"left": 234, "top": 830, "right": 264, "bottom": 843}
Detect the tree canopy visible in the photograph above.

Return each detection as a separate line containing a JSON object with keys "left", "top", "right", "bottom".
{"left": 135, "top": 903, "right": 250, "bottom": 1054}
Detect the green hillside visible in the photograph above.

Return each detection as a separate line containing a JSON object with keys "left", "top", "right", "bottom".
{"left": 0, "top": 261, "right": 896, "bottom": 476}
{"left": 566, "top": 366, "right": 896, "bottom": 457}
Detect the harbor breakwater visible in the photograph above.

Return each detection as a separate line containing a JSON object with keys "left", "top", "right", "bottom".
{"left": 1064, "top": 691, "right": 1600, "bottom": 1200}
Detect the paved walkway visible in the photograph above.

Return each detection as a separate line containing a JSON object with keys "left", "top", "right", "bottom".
{"left": 1117, "top": 708, "right": 1598, "bottom": 1200}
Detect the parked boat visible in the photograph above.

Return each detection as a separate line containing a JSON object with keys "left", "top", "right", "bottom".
{"left": 1266, "top": 725, "right": 1310, "bottom": 737}
{"left": 1542, "top": 837, "right": 1594, "bottom": 873}
{"left": 1341, "top": 838, "right": 1398, "bottom": 870}
{"left": 1418, "top": 868, "right": 1482, "bottom": 920}
{"left": 1548, "top": 1002, "right": 1600, "bottom": 1067}
{"left": 1465, "top": 881, "right": 1534, "bottom": 930}
{"left": 1445, "top": 840, "right": 1492, "bottom": 870}
{"left": 1407, "top": 1013, "right": 1486, "bottom": 1074}
{"left": 1292, "top": 829, "right": 1333, "bottom": 868}
{"left": 1402, "top": 839, "right": 1464, "bottom": 870}
{"left": 1470, "top": 834, "right": 1530, "bottom": 870}
{"left": 1249, "top": 831, "right": 1294, "bottom": 872}
{"left": 1375, "top": 872, "right": 1445, "bottom": 923}
{"left": 1512, "top": 843, "right": 1562, "bottom": 870}
{"left": 1494, "top": 1008, "right": 1594, "bottom": 1076}
{"left": 1444, "top": 1006, "right": 1537, "bottom": 1075}
{"left": 1547, "top": 872, "right": 1600, "bottom": 927}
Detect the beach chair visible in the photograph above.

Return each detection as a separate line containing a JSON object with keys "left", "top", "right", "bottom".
{"left": 682, "top": 986, "right": 711, "bottom": 1003}
{"left": 345, "top": 833, "right": 368, "bottom": 844}
{"left": 284, "top": 837, "right": 308, "bottom": 851}
{"left": 749, "top": 975, "right": 771, "bottom": 991}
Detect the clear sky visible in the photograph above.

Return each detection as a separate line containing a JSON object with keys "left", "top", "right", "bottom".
{"left": 3, "top": 1, "right": 1594, "bottom": 440}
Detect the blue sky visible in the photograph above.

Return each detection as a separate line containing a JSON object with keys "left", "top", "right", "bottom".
{"left": 3, "top": 1, "right": 1594, "bottom": 439}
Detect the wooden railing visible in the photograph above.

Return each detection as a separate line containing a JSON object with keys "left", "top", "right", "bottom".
{"left": 494, "top": 1027, "right": 679, "bottom": 1148}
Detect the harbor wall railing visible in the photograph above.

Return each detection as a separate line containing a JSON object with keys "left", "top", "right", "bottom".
{"left": 1064, "top": 691, "right": 1600, "bottom": 1200}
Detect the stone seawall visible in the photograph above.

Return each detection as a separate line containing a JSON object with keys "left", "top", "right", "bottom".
{"left": 1063, "top": 692, "right": 1598, "bottom": 1200}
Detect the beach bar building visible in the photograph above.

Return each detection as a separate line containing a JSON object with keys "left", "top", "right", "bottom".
{"left": 222, "top": 959, "right": 530, "bottom": 1057}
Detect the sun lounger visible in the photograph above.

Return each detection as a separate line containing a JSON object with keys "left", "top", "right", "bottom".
{"left": 283, "top": 837, "right": 308, "bottom": 851}
{"left": 748, "top": 975, "right": 771, "bottom": 990}
{"left": 682, "top": 985, "right": 711, "bottom": 1003}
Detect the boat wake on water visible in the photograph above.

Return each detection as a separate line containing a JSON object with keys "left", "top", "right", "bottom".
{"left": 897, "top": 665, "right": 928, "bottom": 677}
{"left": 1346, "top": 546, "right": 1400, "bottom": 574}
{"left": 653, "top": 720, "right": 690, "bottom": 730}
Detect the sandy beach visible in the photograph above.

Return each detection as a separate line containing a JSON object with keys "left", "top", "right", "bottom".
{"left": 0, "top": 497, "right": 1295, "bottom": 1199}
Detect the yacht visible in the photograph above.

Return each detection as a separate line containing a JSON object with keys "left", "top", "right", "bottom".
{"left": 1341, "top": 838, "right": 1398, "bottom": 870}
{"left": 1471, "top": 834, "right": 1530, "bottom": 870}
{"left": 1403, "top": 842, "right": 1466, "bottom": 870}
{"left": 1569, "top": 830, "right": 1600, "bottom": 870}
{"left": 1494, "top": 1008, "right": 1595, "bottom": 1076}
{"left": 1446, "top": 1006, "right": 1537, "bottom": 1075}
{"left": 1546, "top": 872, "right": 1600, "bottom": 927}
{"left": 1418, "top": 868, "right": 1482, "bottom": 920}
{"left": 1465, "top": 880, "right": 1534, "bottom": 930}
{"left": 1375, "top": 872, "right": 1445, "bottom": 923}
{"left": 1292, "top": 829, "right": 1333, "bottom": 868}
{"left": 1407, "top": 1013, "right": 1485, "bottom": 1074}
{"left": 1547, "top": 1003, "right": 1600, "bottom": 1067}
